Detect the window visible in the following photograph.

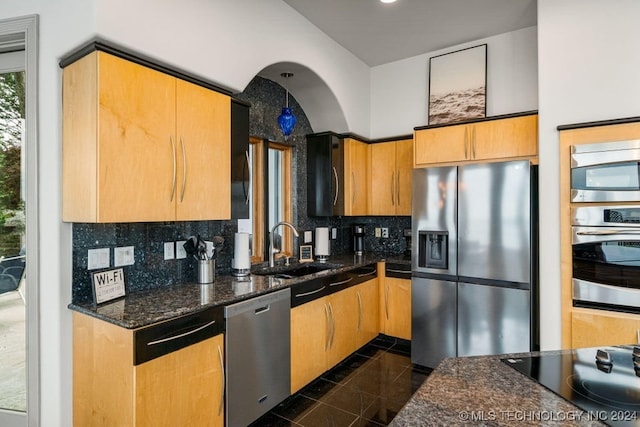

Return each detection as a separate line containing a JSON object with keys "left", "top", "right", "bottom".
{"left": 245, "top": 138, "right": 292, "bottom": 262}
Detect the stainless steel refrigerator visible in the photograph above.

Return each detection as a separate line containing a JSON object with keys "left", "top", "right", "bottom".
{"left": 411, "top": 160, "right": 538, "bottom": 368}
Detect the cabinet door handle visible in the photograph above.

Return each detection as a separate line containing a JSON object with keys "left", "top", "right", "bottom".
{"left": 324, "top": 303, "right": 331, "bottom": 351}
{"left": 357, "top": 269, "right": 376, "bottom": 278}
{"left": 146, "top": 320, "right": 217, "bottom": 346}
{"left": 180, "top": 137, "right": 187, "bottom": 202}
{"left": 390, "top": 172, "right": 395, "bottom": 206}
{"left": 396, "top": 170, "right": 401, "bottom": 206}
{"left": 356, "top": 291, "right": 363, "bottom": 332}
{"left": 244, "top": 150, "right": 250, "bottom": 205}
{"left": 385, "top": 284, "right": 390, "bottom": 320}
{"left": 217, "top": 344, "right": 225, "bottom": 417}
{"left": 329, "top": 277, "right": 353, "bottom": 287}
{"left": 464, "top": 127, "right": 469, "bottom": 159}
{"left": 472, "top": 127, "right": 476, "bottom": 159}
{"left": 352, "top": 171, "right": 356, "bottom": 207}
{"left": 169, "top": 136, "right": 176, "bottom": 202}
{"left": 328, "top": 302, "right": 336, "bottom": 348}
{"left": 333, "top": 166, "right": 339, "bottom": 206}
{"left": 295, "top": 285, "right": 326, "bottom": 298}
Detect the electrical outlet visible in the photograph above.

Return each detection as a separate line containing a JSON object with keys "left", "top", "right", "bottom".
{"left": 375, "top": 227, "right": 381, "bottom": 238}
{"left": 176, "top": 241, "right": 187, "bottom": 259}
{"left": 164, "top": 242, "right": 175, "bottom": 260}
{"left": 304, "top": 231, "right": 313, "bottom": 244}
{"left": 114, "top": 246, "right": 135, "bottom": 267}
{"left": 87, "top": 248, "right": 110, "bottom": 270}
{"left": 331, "top": 227, "right": 337, "bottom": 239}
{"left": 381, "top": 228, "right": 389, "bottom": 238}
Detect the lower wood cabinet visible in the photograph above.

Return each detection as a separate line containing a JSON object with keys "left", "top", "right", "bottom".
{"left": 571, "top": 308, "right": 640, "bottom": 348}
{"left": 290, "top": 277, "right": 379, "bottom": 394}
{"left": 381, "top": 277, "right": 412, "bottom": 341}
{"left": 73, "top": 312, "right": 224, "bottom": 427}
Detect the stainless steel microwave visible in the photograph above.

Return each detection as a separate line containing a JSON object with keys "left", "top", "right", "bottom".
{"left": 571, "top": 139, "right": 640, "bottom": 202}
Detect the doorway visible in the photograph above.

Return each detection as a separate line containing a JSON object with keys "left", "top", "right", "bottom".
{"left": 0, "top": 15, "right": 39, "bottom": 427}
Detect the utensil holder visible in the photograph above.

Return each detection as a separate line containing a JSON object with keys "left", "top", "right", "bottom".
{"left": 198, "top": 259, "right": 215, "bottom": 284}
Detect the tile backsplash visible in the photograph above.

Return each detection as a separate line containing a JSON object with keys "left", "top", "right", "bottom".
{"left": 71, "top": 75, "right": 411, "bottom": 304}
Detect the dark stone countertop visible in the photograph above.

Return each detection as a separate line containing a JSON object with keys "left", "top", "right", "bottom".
{"left": 391, "top": 351, "right": 608, "bottom": 427}
{"left": 68, "top": 254, "right": 401, "bottom": 329}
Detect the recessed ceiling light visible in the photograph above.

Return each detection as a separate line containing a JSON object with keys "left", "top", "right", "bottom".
{"left": 380, "top": 0, "right": 397, "bottom": 3}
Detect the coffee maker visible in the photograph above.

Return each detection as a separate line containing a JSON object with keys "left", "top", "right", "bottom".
{"left": 352, "top": 224, "right": 365, "bottom": 255}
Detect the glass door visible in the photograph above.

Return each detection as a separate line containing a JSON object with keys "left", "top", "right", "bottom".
{"left": 0, "top": 48, "right": 26, "bottom": 424}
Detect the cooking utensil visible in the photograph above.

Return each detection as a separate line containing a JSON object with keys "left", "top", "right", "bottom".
{"left": 212, "top": 236, "right": 224, "bottom": 259}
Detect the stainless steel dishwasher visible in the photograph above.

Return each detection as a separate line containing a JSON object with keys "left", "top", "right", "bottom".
{"left": 224, "top": 288, "right": 291, "bottom": 427}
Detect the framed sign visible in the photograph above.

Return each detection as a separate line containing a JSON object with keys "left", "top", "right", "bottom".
{"left": 428, "top": 44, "right": 487, "bottom": 125}
{"left": 299, "top": 245, "right": 313, "bottom": 263}
{"left": 92, "top": 268, "right": 126, "bottom": 304}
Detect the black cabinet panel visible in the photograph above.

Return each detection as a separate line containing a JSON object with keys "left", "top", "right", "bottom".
{"left": 307, "top": 132, "right": 343, "bottom": 216}
{"left": 231, "top": 100, "right": 250, "bottom": 219}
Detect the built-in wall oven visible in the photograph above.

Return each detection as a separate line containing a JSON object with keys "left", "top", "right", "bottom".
{"left": 572, "top": 205, "right": 640, "bottom": 313}
{"left": 571, "top": 139, "right": 640, "bottom": 202}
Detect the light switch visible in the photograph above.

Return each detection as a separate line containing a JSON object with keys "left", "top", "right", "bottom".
{"left": 87, "top": 248, "right": 110, "bottom": 270}
{"left": 164, "top": 242, "right": 175, "bottom": 260}
{"left": 304, "top": 231, "right": 313, "bottom": 244}
{"left": 176, "top": 241, "right": 187, "bottom": 259}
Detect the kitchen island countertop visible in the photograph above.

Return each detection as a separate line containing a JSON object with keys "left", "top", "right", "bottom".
{"left": 68, "top": 254, "right": 407, "bottom": 329}
{"left": 391, "top": 350, "right": 608, "bottom": 427}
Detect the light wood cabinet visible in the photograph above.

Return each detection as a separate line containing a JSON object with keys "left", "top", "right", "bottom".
{"left": 343, "top": 138, "right": 369, "bottom": 216}
{"left": 62, "top": 51, "right": 230, "bottom": 222}
{"left": 355, "top": 277, "right": 380, "bottom": 348}
{"left": 73, "top": 312, "right": 224, "bottom": 427}
{"left": 571, "top": 308, "right": 640, "bottom": 348}
{"left": 290, "top": 297, "right": 329, "bottom": 394}
{"left": 380, "top": 277, "right": 411, "bottom": 340}
{"left": 326, "top": 286, "right": 359, "bottom": 367}
{"left": 414, "top": 114, "right": 538, "bottom": 167}
{"left": 369, "top": 138, "right": 413, "bottom": 215}
{"left": 559, "top": 120, "right": 640, "bottom": 347}
{"left": 290, "top": 276, "right": 379, "bottom": 393}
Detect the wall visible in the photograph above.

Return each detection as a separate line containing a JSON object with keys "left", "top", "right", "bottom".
{"left": 370, "top": 26, "right": 538, "bottom": 138}
{"left": 537, "top": 0, "right": 640, "bottom": 350}
{"left": 93, "top": 0, "right": 371, "bottom": 137}
{"left": 1, "top": 1, "right": 374, "bottom": 425}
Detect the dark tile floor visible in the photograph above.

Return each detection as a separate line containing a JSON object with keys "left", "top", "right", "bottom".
{"left": 251, "top": 336, "right": 432, "bottom": 427}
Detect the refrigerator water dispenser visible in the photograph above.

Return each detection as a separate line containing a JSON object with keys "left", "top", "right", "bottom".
{"left": 418, "top": 231, "right": 448, "bottom": 269}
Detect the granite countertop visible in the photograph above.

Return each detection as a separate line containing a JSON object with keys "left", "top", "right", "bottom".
{"left": 68, "top": 254, "right": 405, "bottom": 329}
{"left": 391, "top": 351, "right": 608, "bottom": 427}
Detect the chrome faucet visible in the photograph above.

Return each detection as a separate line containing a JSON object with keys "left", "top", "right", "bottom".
{"left": 269, "top": 221, "right": 300, "bottom": 267}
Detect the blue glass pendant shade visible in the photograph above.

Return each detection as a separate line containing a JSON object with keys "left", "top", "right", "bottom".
{"left": 278, "top": 107, "right": 297, "bottom": 137}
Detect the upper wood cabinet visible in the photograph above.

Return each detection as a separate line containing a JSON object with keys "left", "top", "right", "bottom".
{"left": 343, "top": 138, "right": 369, "bottom": 216}
{"left": 62, "top": 51, "right": 231, "bottom": 222}
{"left": 414, "top": 113, "right": 538, "bottom": 167}
{"left": 369, "top": 138, "right": 413, "bottom": 215}
{"left": 307, "top": 133, "right": 370, "bottom": 216}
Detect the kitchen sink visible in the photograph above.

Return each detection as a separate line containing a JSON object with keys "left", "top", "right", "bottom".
{"left": 252, "top": 264, "right": 338, "bottom": 279}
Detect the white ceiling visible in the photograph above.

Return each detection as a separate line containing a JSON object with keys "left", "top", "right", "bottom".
{"left": 282, "top": 0, "right": 537, "bottom": 66}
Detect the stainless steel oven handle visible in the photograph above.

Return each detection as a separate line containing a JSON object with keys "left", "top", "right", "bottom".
{"left": 577, "top": 230, "right": 640, "bottom": 235}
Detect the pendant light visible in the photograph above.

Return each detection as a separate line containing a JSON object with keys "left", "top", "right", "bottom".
{"left": 277, "top": 72, "right": 297, "bottom": 138}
